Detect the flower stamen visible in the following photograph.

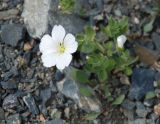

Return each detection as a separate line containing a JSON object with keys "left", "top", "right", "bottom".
{"left": 59, "top": 43, "right": 65, "bottom": 53}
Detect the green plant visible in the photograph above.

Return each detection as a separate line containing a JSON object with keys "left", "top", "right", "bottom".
{"left": 60, "top": 0, "right": 75, "bottom": 14}
{"left": 72, "top": 17, "right": 136, "bottom": 101}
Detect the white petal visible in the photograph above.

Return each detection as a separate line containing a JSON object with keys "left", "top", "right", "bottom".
{"left": 51, "top": 25, "right": 66, "bottom": 42}
{"left": 56, "top": 53, "right": 72, "bottom": 70}
{"left": 117, "top": 35, "right": 127, "bottom": 48}
{"left": 41, "top": 52, "right": 58, "bottom": 67}
{"left": 39, "top": 34, "right": 58, "bottom": 53}
{"left": 64, "top": 33, "right": 78, "bottom": 53}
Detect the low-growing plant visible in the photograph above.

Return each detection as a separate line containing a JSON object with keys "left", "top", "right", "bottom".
{"left": 59, "top": 0, "right": 75, "bottom": 14}
{"left": 71, "top": 17, "right": 137, "bottom": 100}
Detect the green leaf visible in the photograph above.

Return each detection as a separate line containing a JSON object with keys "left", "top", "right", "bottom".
{"left": 83, "top": 113, "right": 99, "bottom": 121}
{"left": 112, "top": 94, "right": 125, "bottom": 105}
{"left": 103, "top": 16, "right": 128, "bottom": 39}
{"left": 80, "top": 41, "right": 95, "bottom": 53}
{"left": 145, "top": 91, "right": 156, "bottom": 99}
{"left": 124, "top": 67, "right": 133, "bottom": 76}
{"left": 143, "top": 18, "right": 155, "bottom": 33}
{"left": 70, "top": 67, "right": 89, "bottom": 83}
{"left": 85, "top": 26, "right": 96, "bottom": 41}
{"left": 60, "top": 0, "right": 75, "bottom": 13}
{"left": 80, "top": 87, "right": 93, "bottom": 97}
{"left": 97, "top": 70, "right": 108, "bottom": 82}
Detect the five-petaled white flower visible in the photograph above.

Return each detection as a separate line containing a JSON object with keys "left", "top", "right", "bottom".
{"left": 39, "top": 25, "right": 78, "bottom": 70}
{"left": 117, "top": 35, "right": 127, "bottom": 48}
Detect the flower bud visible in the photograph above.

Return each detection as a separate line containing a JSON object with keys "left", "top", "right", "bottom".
{"left": 117, "top": 35, "right": 127, "bottom": 48}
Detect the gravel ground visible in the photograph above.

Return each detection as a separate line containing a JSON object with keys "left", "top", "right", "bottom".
{"left": 0, "top": 0, "right": 160, "bottom": 124}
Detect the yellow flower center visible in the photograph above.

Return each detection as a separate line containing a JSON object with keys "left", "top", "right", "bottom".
{"left": 59, "top": 43, "right": 65, "bottom": 53}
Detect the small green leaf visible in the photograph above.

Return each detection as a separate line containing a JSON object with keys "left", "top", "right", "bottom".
{"left": 124, "top": 67, "right": 133, "bottom": 76}
{"left": 143, "top": 19, "right": 155, "bottom": 33}
{"left": 83, "top": 112, "right": 99, "bottom": 121}
{"left": 80, "top": 87, "right": 93, "bottom": 97}
{"left": 145, "top": 91, "right": 156, "bottom": 99}
{"left": 80, "top": 42, "right": 95, "bottom": 53}
{"left": 60, "top": 0, "right": 75, "bottom": 13}
{"left": 70, "top": 67, "right": 89, "bottom": 83}
{"left": 97, "top": 70, "right": 108, "bottom": 82}
{"left": 85, "top": 26, "right": 96, "bottom": 41}
{"left": 112, "top": 94, "right": 125, "bottom": 105}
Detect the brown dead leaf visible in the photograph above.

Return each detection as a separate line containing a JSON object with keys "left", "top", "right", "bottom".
{"left": 154, "top": 104, "right": 160, "bottom": 116}
{"left": 39, "top": 113, "right": 46, "bottom": 122}
{"left": 23, "top": 42, "right": 33, "bottom": 51}
{"left": 134, "top": 44, "right": 159, "bottom": 66}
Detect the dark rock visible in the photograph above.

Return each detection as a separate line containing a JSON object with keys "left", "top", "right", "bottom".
{"left": 156, "top": 118, "right": 160, "bottom": 124}
{"left": 3, "top": 66, "right": 19, "bottom": 81}
{"left": 54, "top": 70, "right": 65, "bottom": 81}
{"left": 6, "top": 114, "right": 21, "bottom": 124}
{"left": 143, "top": 99, "right": 154, "bottom": 107}
{"left": 128, "top": 68, "right": 155, "bottom": 100}
{"left": 1, "top": 24, "right": 26, "bottom": 47}
{"left": 23, "top": 51, "right": 31, "bottom": 65}
{"left": 155, "top": 72, "right": 160, "bottom": 81}
{"left": 49, "top": 12, "right": 86, "bottom": 36}
{"left": 0, "top": 81, "right": 17, "bottom": 90}
{"left": 23, "top": 94, "right": 39, "bottom": 115}
{"left": 44, "top": 119, "right": 64, "bottom": 124}
{"left": 0, "top": 108, "right": 5, "bottom": 121}
{"left": 40, "top": 88, "right": 52, "bottom": 105}
{"left": 135, "top": 102, "right": 148, "bottom": 118}
{"left": 74, "top": 0, "right": 103, "bottom": 17}
{"left": 122, "top": 99, "right": 135, "bottom": 110}
{"left": 152, "top": 32, "right": 160, "bottom": 51}
{"left": 3, "top": 94, "right": 19, "bottom": 110}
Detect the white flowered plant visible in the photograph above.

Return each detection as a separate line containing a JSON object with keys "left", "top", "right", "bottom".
{"left": 117, "top": 35, "right": 127, "bottom": 48}
{"left": 39, "top": 25, "right": 78, "bottom": 70}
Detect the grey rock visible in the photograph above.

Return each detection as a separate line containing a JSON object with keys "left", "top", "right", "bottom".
{"left": 57, "top": 78, "right": 79, "bottom": 102}
{"left": 156, "top": 118, "right": 160, "bottom": 124}
{"left": 123, "top": 109, "right": 134, "bottom": 120}
{"left": 6, "top": 114, "right": 21, "bottom": 124}
{"left": 57, "top": 76, "right": 101, "bottom": 112}
{"left": 40, "top": 87, "right": 52, "bottom": 105}
{"left": 78, "top": 95, "right": 101, "bottom": 112}
{"left": 0, "top": 9, "right": 19, "bottom": 20}
{"left": 152, "top": 32, "right": 160, "bottom": 51}
{"left": 150, "top": 113, "right": 159, "bottom": 121}
{"left": 49, "top": 12, "right": 86, "bottom": 35}
{"left": 136, "top": 102, "right": 148, "bottom": 118}
{"left": 122, "top": 99, "right": 135, "bottom": 110}
{"left": 0, "top": 81, "right": 17, "bottom": 90}
{"left": 114, "top": 9, "right": 122, "bottom": 17}
{"left": 22, "top": 0, "right": 56, "bottom": 38}
{"left": 23, "top": 94, "right": 39, "bottom": 115}
{"left": 74, "top": 0, "right": 103, "bottom": 17}
{"left": 22, "top": 0, "right": 86, "bottom": 38}
{"left": 1, "top": 24, "right": 26, "bottom": 47}
{"left": 0, "top": 108, "right": 5, "bottom": 121}
{"left": 128, "top": 68, "right": 155, "bottom": 100}
{"left": 44, "top": 119, "right": 64, "bottom": 124}
{"left": 3, "top": 94, "right": 19, "bottom": 110}
{"left": 129, "top": 119, "right": 146, "bottom": 124}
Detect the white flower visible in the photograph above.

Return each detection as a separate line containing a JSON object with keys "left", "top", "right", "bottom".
{"left": 39, "top": 25, "right": 78, "bottom": 70}
{"left": 117, "top": 35, "right": 127, "bottom": 48}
